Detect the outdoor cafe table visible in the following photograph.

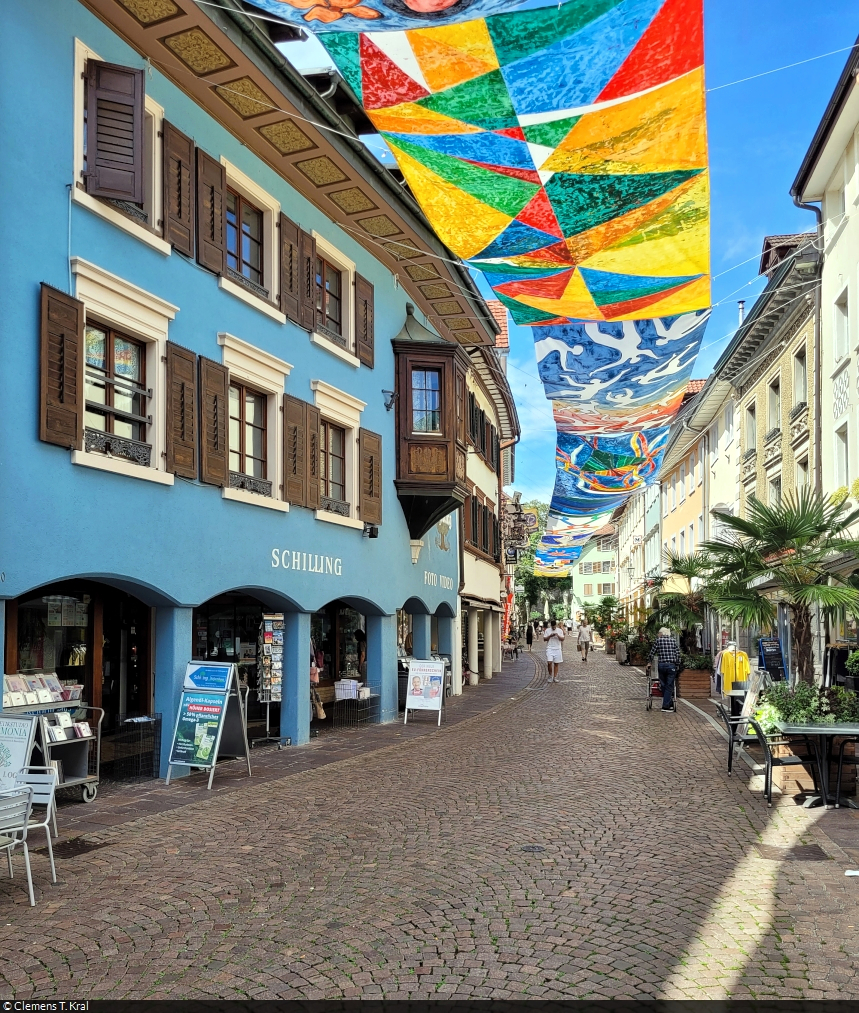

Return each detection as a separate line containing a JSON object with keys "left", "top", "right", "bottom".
{"left": 774, "top": 721, "right": 859, "bottom": 809}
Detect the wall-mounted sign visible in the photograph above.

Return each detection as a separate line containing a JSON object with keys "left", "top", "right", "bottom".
{"left": 271, "top": 549, "right": 343, "bottom": 575}
{"left": 423, "top": 570, "right": 454, "bottom": 590}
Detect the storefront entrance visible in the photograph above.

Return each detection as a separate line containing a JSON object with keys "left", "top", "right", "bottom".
{"left": 310, "top": 601, "right": 367, "bottom": 730}
{"left": 192, "top": 592, "right": 270, "bottom": 742}
{"left": 7, "top": 580, "right": 154, "bottom": 777}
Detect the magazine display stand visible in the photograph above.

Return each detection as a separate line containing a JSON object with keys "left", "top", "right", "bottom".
{"left": 252, "top": 614, "right": 289, "bottom": 749}
{"left": 37, "top": 706, "right": 104, "bottom": 802}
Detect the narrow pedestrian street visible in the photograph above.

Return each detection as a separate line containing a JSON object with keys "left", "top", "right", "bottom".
{"left": 2, "top": 650, "right": 857, "bottom": 1000}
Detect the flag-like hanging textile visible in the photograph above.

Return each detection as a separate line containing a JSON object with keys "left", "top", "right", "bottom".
{"left": 259, "top": 0, "right": 711, "bottom": 575}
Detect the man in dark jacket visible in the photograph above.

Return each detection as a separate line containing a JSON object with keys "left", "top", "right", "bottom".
{"left": 650, "top": 627, "right": 681, "bottom": 712}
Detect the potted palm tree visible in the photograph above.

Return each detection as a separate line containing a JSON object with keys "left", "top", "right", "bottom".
{"left": 703, "top": 490, "right": 859, "bottom": 684}
{"left": 647, "top": 553, "right": 711, "bottom": 695}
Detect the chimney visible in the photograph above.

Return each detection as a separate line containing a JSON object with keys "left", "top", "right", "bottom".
{"left": 738, "top": 300, "right": 745, "bottom": 326}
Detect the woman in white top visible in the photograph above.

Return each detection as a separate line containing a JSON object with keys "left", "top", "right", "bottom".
{"left": 577, "top": 620, "right": 593, "bottom": 662}
{"left": 543, "top": 619, "right": 565, "bottom": 683}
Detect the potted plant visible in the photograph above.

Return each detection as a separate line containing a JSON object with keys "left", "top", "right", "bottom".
{"left": 679, "top": 653, "right": 713, "bottom": 698}
{"left": 626, "top": 628, "right": 654, "bottom": 667}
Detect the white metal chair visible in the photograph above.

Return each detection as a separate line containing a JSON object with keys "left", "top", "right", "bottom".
{"left": 0, "top": 789, "right": 36, "bottom": 906}
{"left": 14, "top": 767, "right": 58, "bottom": 884}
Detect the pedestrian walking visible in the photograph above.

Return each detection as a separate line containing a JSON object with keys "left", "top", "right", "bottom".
{"left": 650, "top": 627, "right": 681, "bottom": 712}
{"left": 577, "top": 618, "right": 593, "bottom": 662}
{"left": 526, "top": 623, "right": 534, "bottom": 652}
{"left": 543, "top": 618, "right": 565, "bottom": 682}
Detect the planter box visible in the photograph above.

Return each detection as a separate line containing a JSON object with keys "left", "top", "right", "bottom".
{"left": 678, "top": 669, "right": 711, "bottom": 698}
{"left": 770, "top": 740, "right": 856, "bottom": 796}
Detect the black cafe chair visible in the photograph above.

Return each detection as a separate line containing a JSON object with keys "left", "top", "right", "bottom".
{"left": 835, "top": 737, "right": 859, "bottom": 808}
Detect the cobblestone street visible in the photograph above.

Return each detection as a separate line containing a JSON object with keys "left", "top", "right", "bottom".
{"left": 2, "top": 649, "right": 859, "bottom": 1000}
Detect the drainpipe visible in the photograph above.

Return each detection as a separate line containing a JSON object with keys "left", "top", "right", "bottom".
{"left": 792, "top": 195, "right": 824, "bottom": 673}
{"left": 792, "top": 196, "right": 823, "bottom": 495}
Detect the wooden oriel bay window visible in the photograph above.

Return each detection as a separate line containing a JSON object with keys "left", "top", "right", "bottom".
{"left": 84, "top": 322, "right": 150, "bottom": 463}
{"left": 412, "top": 368, "right": 441, "bottom": 433}
{"left": 320, "top": 418, "right": 347, "bottom": 507}
{"left": 228, "top": 382, "right": 267, "bottom": 489}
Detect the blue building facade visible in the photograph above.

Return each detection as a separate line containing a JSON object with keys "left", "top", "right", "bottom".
{"left": 0, "top": 0, "right": 501, "bottom": 773}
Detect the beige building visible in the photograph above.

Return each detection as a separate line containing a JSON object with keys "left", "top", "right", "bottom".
{"left": 713, "top": 236, "right": 818, "bottom": 519}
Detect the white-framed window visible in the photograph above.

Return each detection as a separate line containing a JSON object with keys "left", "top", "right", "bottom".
{"left": 745, "top": 402, "right": 757, "bottom": 451}
{"left": 218, "top": 157, "right": 285, "bottom": 324}
{"left": 581, "top": 561, "right": 593, "bottom": 575}
{"left": 597, "top": 582, "right": 615, "bottom": 595}
{"left": 671, "top": 535, "right": 677, "bottom": 556}
{"left": 310, "top": 232, "right": 358, "bottom": 367}
{"left": 310, "top": 379, "right": 367, "bottom": 528}
{"left": 834, "top": 287, "right": 850, "bottom": 362}
{"left": 689, "top": 523, "right": 695, "bottom": 554}
{"left": 711, "top": 420, "right": 720, "bottom": 460}
{"left": 769, "top": 474, "right": 782, "bottom": 507}
{"left": 724, "top": 403, "right": 734, "bottom": 445}
{"left": 679, "top": 463, "right": 686, "bottom": 503}
{"left": 662, "top": 486, "right": 668, "bottom": 517}
{"left": 835, "top": 425, "right": 849, "bottom": 487}
{"left": 670, "top": 474, "right": 677, "bottom": 510}
{"left": 768, "top": 377, "right": 781, "bottom": 432}
{"left": 697, "top": 442, "right": 704, "bottom": 484}
{"left": 70, "top": 257, "right": 175, "bottom": 486}
{"left": 793, "top": 346, "right": 808, "bottom": 405}
{"left": 583, "top": 583, "right": 593, "bottom": 597}
{"left": 679, "top": 530, "right": 686, "bottom": 555}
{"left": 698, "top": 514, "right": 704, "bottom": 542}
{"left": 72, "top": 39, "right": 170, "bottom": 256}
{"left": 689, "top": 452, "right": 696, "bottom": 493}
{"left": 599, "top": 537, "right": 613, "bottom": 552}
{"left": 796, "top": 457, "right": 809, "bottom": 490}
{"left": 218, "top": 332, "right": 292, "bottom": 512}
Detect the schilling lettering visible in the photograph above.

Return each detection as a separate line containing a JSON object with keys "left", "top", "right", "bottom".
{"left": 271, "top": 550, "right": 342, "bottom": 576}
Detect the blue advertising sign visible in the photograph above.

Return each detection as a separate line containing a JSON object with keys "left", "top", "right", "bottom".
{"left": 168, "top": 692, "right": 226, "bottom": 768}
{"left": 183, "top": 663, "right": 232, "bottom": 692}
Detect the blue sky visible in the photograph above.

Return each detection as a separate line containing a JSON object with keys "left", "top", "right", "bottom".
{"left": 282, "top": 3, "right": 859, "bottom": 502}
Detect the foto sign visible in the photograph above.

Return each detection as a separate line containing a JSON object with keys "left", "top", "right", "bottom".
{"left": 404, "top": 659, "right": 445, "bottom": 727}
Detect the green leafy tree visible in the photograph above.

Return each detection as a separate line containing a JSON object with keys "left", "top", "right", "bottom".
{"left": 583, "top": 595, "right": 620, "bottom": 637}
{"left": 514, "top": 501, "right": 571, "bottom": 621}
{"left": 703, "top": 490, "right": 859, "bottom": 684}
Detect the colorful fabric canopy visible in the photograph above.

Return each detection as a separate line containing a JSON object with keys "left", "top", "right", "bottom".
{"left": 277, "top": 0, "right": 710, "bottom": 575}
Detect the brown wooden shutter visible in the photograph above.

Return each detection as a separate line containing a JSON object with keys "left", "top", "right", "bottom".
{"left": 85, "top": 60, "right": 145, "bottom": 204}
{"left": 306, "top": 402, "right": 321, "bottom": 510}
{"left": 165, "top": 342, "right": 197, "bottom": 479}
{"left": 196, "top": 149, "right": 226, "bottom": 274}
{"left": 283, "top": 394, "right": 307, "bottom": 506}
{"left": 355, "top": 274, "right": 374, "bottom": 368}
{"left": 279, "top": 213, "right": 301, "bottom": 324}
{"left": 358, "top": 428, "right": 382, "bottom": 526}
{"left": 199, "top": 356, "right": 229, "bottom": 486}
{"left": 298, "top": 228, "right": 316, "bottom": 332}
{"left": 162, "top": 121, "right": 194, "bottom": 256}
{"left": 464, "top": 494, "right": 472, "bottom": 543}
{"left": 39, "top": 284, "right": 84, "bottom": 449}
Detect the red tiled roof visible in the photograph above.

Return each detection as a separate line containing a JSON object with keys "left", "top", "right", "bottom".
{"left": 685, "top": 379, "right": 706, "bottom": 395}
{"left": 487, "top": 300, "right": 509, "bottom": 350}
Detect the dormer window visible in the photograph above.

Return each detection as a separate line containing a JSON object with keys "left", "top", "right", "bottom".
{"left": 412, "top": 368, "right": 441, "bottom": 433}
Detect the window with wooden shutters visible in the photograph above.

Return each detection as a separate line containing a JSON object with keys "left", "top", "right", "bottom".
{"left": 470, "top": 497, "right": 479, "bottom": 548}
{"left": 165, "top": 342, "right": 197, "bottom": 478}
{"left": 358, "top": 428, "right": 382, "bottom": 526}
{"left": 355, "top": 275, "right": 374, "bottom": 368}
{"left": 283, "top": 394, "right": 307, "bottom": 506}
{"left": 162, "top": 121, "right": 194, "bottom": 256}
{"left": 40, "top": 284, "right": 84, "bottom": 449}
{"left": 464, "top": 494, "right": 472, "bottom": 543}
{"left": 196, "top": 149, "right": 226, "bottom": 274}
{"left": 279, "top": 213, "right": 300, "bottom": 323}
{"left": 84, "top": 61, "right": 145, "bottom": 204}
{"left": 298, "top": 228, "right": 316, "bottom": 332}
{"left": 199, "top": 356, "right": 229, "bottom": 486}
{"left": 306, "top": 403, "right": 321, "bottom": 510}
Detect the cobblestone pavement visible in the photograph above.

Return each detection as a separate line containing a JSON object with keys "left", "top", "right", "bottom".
{"left": 2, "top": 649, "right": 858, "bottom": 1000}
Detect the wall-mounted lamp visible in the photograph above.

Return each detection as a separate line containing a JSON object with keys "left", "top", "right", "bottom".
{"left": 382, "top": 389, "right": 398, "bottom": 411}
{"left": 363, "top": 523, "right": 379, "bottom": 538}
